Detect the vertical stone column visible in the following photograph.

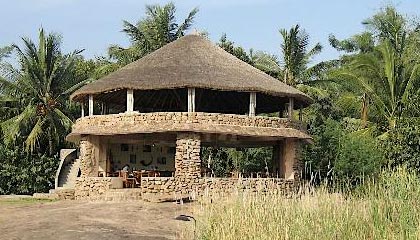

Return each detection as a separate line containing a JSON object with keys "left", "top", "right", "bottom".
{"left": 175, "top": 132, "right": 201, "bottom": 180}
{"left": 79, "top": 137, "right": 95, "bottom": 177}
{"left": 279, "top": 139, "right": 301, "bottom": 180}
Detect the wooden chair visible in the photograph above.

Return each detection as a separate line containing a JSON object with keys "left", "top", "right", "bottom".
{"left": 121, "top": 171, "right": 135, "bottom": 188}
{"left": 133, "top": 171, "right": 142, "bottom": 187}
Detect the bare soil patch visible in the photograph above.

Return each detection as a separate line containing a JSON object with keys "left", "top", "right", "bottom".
{"left": 0, "top": 199, "right": 194, "bottom": 240}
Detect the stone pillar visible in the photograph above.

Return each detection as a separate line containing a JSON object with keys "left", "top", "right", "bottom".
{"left": 79, "top": 137, "right": 95, "bottom": 177}
{"left": 280, "top": 139, "right": 300, "bottom": 180}
{"left": 175, "top": 132, "right": 201, "bottom": 179}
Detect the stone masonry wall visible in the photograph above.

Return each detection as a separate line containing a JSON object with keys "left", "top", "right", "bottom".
{"left": 70, "top": 112, "right": 309, "bottom": 140}
{"left": 175, "top": 133, "right": 201, "bottom": 179}
{"left": 292, "top": 140, "right": 303, "bottom": 181}
{"left": 74, "top": 177, "right": 122, "bottom": 200}
{"left": 173, "top": 133, "right": 202, "bottom": 194}
{"left": 79, "top": 138, "right": 94, "bottom": 177}
{"left": 141, "top": 177, "right": 298, "bottom": 196}
{"left": 74, "top": 176, "right": 298, "bottom": 200}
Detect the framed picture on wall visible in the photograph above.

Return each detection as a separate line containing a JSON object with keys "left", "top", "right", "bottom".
{"left": 143, "top": 145, "right": 152, "bottom": 152}
{"left": 157, "top": 157, "right": 167, "bottom": 165}
{"left": 121, "top": 144, "right": 129, "bottom": 152}
{"left": 129, "top": 154, "right": 136, "bottom": 164}
{"left": 168, "top": 147, "right": 176, "bottom": 154}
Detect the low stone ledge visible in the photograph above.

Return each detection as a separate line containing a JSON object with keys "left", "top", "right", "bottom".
{"left": 75, "top": 176, "right": 299, "bottom": 201}
{"left": 140, "top": 177, "right": 298, "bottom": 196}
{"left": 74, "top": 177, "right": 123, "bottom": 200}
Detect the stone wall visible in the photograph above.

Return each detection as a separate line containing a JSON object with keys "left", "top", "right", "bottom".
{"left": 292, "top": 140, "right": 303, "bottom": 181}
{"left": 79, "top": 138, "right": 95, "bottom": 177}
{"left": 69, "top": 112, "right": 310, "bottom": 140}
{"left": 74, "top": 177, "right": 123, "bottom": 200}
{"left": 140, "top": 177, "right": 298, "bottom": 196}
{"left": 74, "top": 176, "right": 299, "bottom": 200}
{"left": 175, "top": 133, "right": 201, "bottom": 179}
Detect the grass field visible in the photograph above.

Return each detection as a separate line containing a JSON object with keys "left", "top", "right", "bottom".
{"left": 193, "top": 168, "right": 420, "bottom": 240}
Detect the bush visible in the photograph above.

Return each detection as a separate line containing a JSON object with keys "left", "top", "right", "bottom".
{"left": 334, "top": 132, "right": 384, "bottom": 184}
{"left": 0, "top": 145, "right": 58, "bottom": 195}
{"left": 303, "top": 118, "right": 385, "bottom": 185}
{"left": 382, "top": 118, "right": 420, "bottom": 172}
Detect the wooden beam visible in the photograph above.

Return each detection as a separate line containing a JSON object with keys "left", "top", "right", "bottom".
{"left": 249, "top": 92, "right": 256, "bottom": 116}
{"left": 81, "top": 102, "right": 85, "bottom": 118}
{"left": 88, "top": 95, "right": 94, "bottom": 116}
{"left": 188, "top": 88, "right": 195, "bottom": 112}
{"left": 126, "top": 89, "right": 134, "bottom": 112}
{"left": 288, "top": 97, "right": 294, "bottom": 120}
{"left": 299, "top": 106, "right": 303, "bottom": 121}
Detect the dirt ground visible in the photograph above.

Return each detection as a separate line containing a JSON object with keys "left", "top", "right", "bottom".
{"left": 0, "top": 199, "right": 195, "bottom": 240}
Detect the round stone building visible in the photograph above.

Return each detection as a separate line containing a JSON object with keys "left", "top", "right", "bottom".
{"left": 65, "top": 35, "right": 312, "bottom": 199}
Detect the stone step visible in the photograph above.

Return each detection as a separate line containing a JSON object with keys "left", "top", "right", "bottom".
{"left": 57, "top": 158, "right": 80, "bottom": 189}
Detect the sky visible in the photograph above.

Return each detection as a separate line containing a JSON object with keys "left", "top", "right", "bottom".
{"left": 0, "top": 0, "right": 419, "bottom": 64}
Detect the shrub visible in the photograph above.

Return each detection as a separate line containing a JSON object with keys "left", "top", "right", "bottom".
{"left": 334, "top": 132, "right": 384, "bottom": 185}
{"left": 382, "top": 118, "right": 420, "bottom": 172}
{"left": 0, "top": 145, "right": 58, "bottom": 195}
{"left": 303, "top": 118, "right": 385, "bottom": 185}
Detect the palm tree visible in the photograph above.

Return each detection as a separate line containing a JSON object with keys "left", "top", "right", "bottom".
{"left": 329, "top": 32, "right": 376, "bottom": 127}
{"left": 109, "top": 2, "right": 199, "bottom": 66}
{"left": 332, "top": 6, "right": 420, "bottom": 129}
{"left": 280, "top": 24, "right": 323, "bottom": 86}
{"left": 340, "top": 40, "right": 420, "bottom": 130}
{"left": 0, "top": 29, "right": 83, "bottom": 154}
{"left": 362, "top": 6, "right": 407, "bottom": 55}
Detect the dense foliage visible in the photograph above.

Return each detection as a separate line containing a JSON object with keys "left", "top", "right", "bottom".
{"left": 0, "top": 145, "right": 57, "bottom": 194}
{"left": 382, "top": 118, "right": 420, "bottom": 171}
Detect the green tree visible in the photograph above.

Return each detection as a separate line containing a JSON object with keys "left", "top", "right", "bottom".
{"left": 0, "top": 144, "right": 58, "bottom": 194}
{"left": 331, "top": 6, "right": 420, "bottom": 130}
{"left": 280, "top": 24, "right": 324, "bottom": 86}
{"left": 217, "top": 34, "right": 252, "bottom": 64}
{"left": 0, "top": 29, "right": 83, "bottom": 155}
{"left": 345, "top": 42, "right": 419, "bottom": 130}
{"left": 217, "top": 34, "right": 281, "bottom": 77}
{"left": 109, "top": 2, "right": 198, "bottom": 66}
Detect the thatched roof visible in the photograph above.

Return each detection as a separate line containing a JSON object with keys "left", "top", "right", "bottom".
{"left": 71, "top": 35, "right": 312, "bottom": 106}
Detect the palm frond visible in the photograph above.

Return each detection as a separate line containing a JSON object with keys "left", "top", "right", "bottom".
{"left": 25, "top": 117, "right": 45, "bottom": 153}
{"left": 176, "top": 7, "right": 199, "bottom": 37}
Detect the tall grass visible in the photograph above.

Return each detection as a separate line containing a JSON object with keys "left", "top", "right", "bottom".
{"left": 193, "top": 168, "right": 420, "bottom": 240}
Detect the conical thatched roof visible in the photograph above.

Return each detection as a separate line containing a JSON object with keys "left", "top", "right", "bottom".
{"left": 71, "top": 35, "right": 311, "bottom": 105}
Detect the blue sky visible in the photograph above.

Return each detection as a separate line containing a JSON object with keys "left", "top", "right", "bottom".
{"left": 1, "top": 0, "right": 419, "bottom": 63}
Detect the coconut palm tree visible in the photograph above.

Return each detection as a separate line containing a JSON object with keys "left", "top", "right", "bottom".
{"left": 280, "top": 24, "right": 324, "bottom": 86}
{"left": 340, "top": 40, "right": 420, "bottom": 130}
{"left": 332, "top": 6, "right": 420, "bottom": 129}
{"left": 108, "top": 2, "right": 199, "bottom": 66}
{"left": 0, "top": 28, "right": 83, "bottom": 154}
